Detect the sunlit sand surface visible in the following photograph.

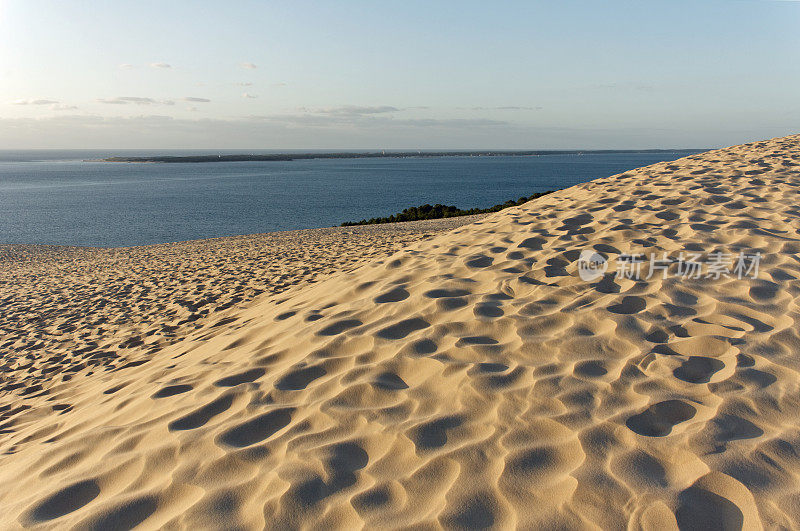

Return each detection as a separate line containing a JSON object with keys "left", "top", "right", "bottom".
{"left": 2, "top": 135, "right": 800, "bottom": 529}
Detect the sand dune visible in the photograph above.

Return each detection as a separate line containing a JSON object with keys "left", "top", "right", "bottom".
{"left": 0, "top": 217, "right": 482, "bottom": 399}
{"left": 2, "top": 135, "right": 800, "bottom": 529}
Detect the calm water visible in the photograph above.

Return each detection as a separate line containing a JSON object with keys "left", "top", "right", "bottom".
{"left": 0, "top": 150, "right": 699, "bottom": 247}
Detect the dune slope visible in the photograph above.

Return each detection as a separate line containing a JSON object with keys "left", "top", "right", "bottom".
{"left": 0, "top": 217, "right": 483, "bottom": 391}
{"left": 2, "top": 135, "right": 800, "bottom": 529}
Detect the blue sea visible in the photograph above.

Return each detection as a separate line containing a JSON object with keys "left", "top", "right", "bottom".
{"left": 0, "top": 150, "right": 700, "bottom": 247}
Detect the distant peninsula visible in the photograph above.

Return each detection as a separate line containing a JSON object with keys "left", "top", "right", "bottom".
{"left": 97, "top": 149, "right": 699, "bottom": 163}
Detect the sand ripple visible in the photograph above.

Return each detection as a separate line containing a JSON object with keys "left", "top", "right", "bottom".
{"left": 2, "top": 136, "right": 800, "bottom": 528}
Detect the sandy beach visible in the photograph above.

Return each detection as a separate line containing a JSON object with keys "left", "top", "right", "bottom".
{"left": 2, "top": 134, "right": 799, "bottom": 528}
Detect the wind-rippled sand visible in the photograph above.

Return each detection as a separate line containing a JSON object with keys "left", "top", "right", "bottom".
{"left": 2, "top": 135, "right": 800, "bottom": 529}
{"left": 0, "top": 217, "right": 483, "bottom": 388}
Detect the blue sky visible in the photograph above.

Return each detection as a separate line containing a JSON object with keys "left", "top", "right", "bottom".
{"left": 1, "top": 0, "right": 798, "bottom": 148}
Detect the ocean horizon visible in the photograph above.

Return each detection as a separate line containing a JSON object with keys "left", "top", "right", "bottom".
{"left": 1, "top": 149, "right": 701, "bottom": 247}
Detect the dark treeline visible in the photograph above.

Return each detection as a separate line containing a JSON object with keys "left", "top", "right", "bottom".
{"left": 341, "top": 190, "right": 555, "bottom": 226}
{"left": 99, "top": 149, "right": 694, "bottom": 164}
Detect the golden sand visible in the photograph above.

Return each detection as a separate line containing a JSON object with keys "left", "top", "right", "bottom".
{"left": 0, "top": 217, "right": 483, "bottom": 388}
{"left": 2, "top": 135, "right": 799, "bottom": 529}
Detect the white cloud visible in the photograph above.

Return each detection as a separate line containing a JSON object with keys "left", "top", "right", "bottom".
{"left": 236, "top": 82, "right": 253, "bottom": 87}
{"left": 123, "top": 97, "right": 158, "bottom": 104}
{"left": 461, "top": 106, "right": 541, "bottom": 111}
{"left": 118, "top": 63, "right": 134, "bottom": 69}
{"left": 96, "top": 98, "right": 128, "bottom": 105}
{"left": 498, "top": 106, "right": 541, "bottom": 110}
{"left": 264, "top": 112, "right": 505, "bottom": 128}
{"left": 12, "top": 99, "right": 59, "bottom": 105}
{"left": 150, "top": 62, "right": 172, "bottom": 69}
{"left": 241, "top": 62, "right": 257, "bottom": 69}
{"left": 242, "top": 93, "right": 258, "bottom": 99}
{"left": 183, "top": 97, "right": 211, "bottom": 103}
{"left": 51, "top": 104, "right": 78, "bottom": 111}
{"left": 397, "top": 118, "right": 507, "bottom": 127}
{"left": 97, "top": 97, "right": 174, "bottom": 105}
{"left": 1, "top": 113, "right": 763, "bottom": 150}
{"left": 302, "top": 105, "right": 400, "bottom": 116}
{"left": 0, "top": 114, "right": 512, "bottom": 149}
{"left": 271, "top": 82, "right": 287, "bottom": 87}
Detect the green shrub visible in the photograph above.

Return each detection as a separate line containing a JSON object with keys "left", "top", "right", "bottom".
{"left": 341, "top": 190, "right": 554, "bottom": 226}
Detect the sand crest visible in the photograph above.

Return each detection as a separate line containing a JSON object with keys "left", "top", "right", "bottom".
{"left": 2, "top": 135, "right": 800, "bottom": 528}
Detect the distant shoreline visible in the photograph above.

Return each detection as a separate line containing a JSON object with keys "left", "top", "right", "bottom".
{"left": 94, "top": 149, "right": 702, "bottom": 164}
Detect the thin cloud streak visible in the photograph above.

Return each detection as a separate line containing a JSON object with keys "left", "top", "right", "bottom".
{"left": 253, "top": 112, "right": 506, "bottom": 128}
{"left": 97, "top": 97, "right": 175, "bottom": 105}
{"left": 12, "top": 99, "right": 59, "bottom": 105}
{"left": 0, "top": 113, "right": 743, "bottom": 150}
{"left": 460, "top": 106, "right": 541, "bottom": 111}
{"left": 312, "top": 105, "right": 400, "bottom": 116}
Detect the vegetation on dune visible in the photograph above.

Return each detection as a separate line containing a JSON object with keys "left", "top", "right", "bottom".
{"left": 340, "top": 190, "right": 555, "bottom": 226}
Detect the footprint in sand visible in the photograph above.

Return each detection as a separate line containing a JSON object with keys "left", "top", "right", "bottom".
{"left": 456, "top": 336, "right": 499, "bottom": 346}
{"left": 476, "top": 362, "right": 508, "bottom": 373}
{"left": 441, "top": 496, "right": 497, "bottom": 529}
{"left": 27, "top": 479, "right": 101, "bottom": 522}
{"left": 285, "top": 442, "right": 370, "bottom": 506}
{"left": 608, "top": 296, "right": 647, "bottom": 315}
{"left": 151, "top": 384, "right": 193, "bottom": 399}
{"left": 371, "top": 372, "right": 409, "bottom": 390}
{"left": 168, "top": 394, "right": 234, "bottom": 431}
{"left": 79, "top": 496, "right": 158, "bottom": 530}
{"left": 518, "top": 236, "right": 545, "bottom": 250}
{"left": 424, "top": 288, "right": 471, "bottom": 298}
{"left": 673, "top": 356, "right": 725, "bottom": 384}
{"left": 217, "top": 408, "right": 294, "bottom": 447}
{"left": 543, "top": 257, "right": 569, "bottom": 277}
{"left": 275, "top": 365, "right": 327, "bottom": 391}
{"left": 103, "top": 383, "right": 128, "bottom": 395}
{"left": 474, "top": 303, "right": 504, "bottom": 318}
{"left": 407, "top": 338, "right": 438, "bottom": 355}
{"left": 626, "top": 400, "right": 696, "bottom": 437}
{"left": 411, "top": 415, "right": 463, "bottom": 451}
{"left": 374, "top": 287, "right": 410, "bottom": 303}
{"left": 711, "top": 414, "right": 764, "bottom": 444}
{"left": 352, "top": 483, "right": 400, "bottom": 513}
{"left": 574, "top": 360, "right": 608, "bottom": 378}
{"left": 317, "top": 319, "right": 362, "bottom": 336}
{"left": 465, "top": 255, "right": 494, "bottom": 268}
{"left": 214, "top": 368, "right": 265, "bottom": 387}
{"left": 377, "top": 318, "right": 430, "bottom": 340}
{"left": 675, "top": 485, "right": 744, "bottom": 530}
